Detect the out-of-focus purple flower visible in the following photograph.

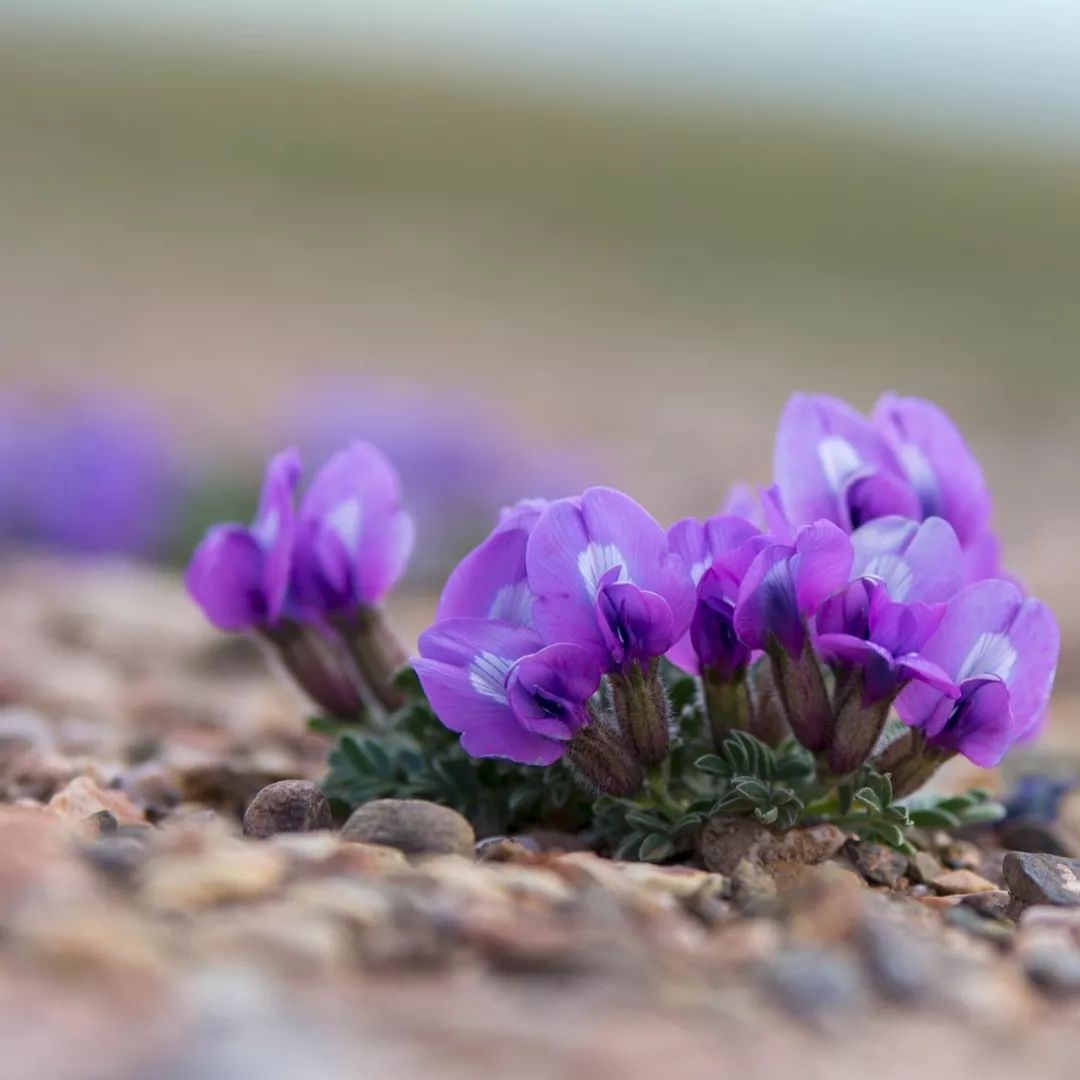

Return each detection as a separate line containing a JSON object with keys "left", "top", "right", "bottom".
{"left": 435, "top": 498, "right": 546, "bottom": 626}
{"left": 816, "top": 578, "right": 956, "bottom": 705}
{"left": 4, "top": 394, "right": 179, "bottom": 558}
{"left": 734, "top": 521, "right": 854, "bottom": 659}
{"left": 774, "top": 393, "right": 919, "bottom": 533}
{"left": 896, "top": 579, "right": 1059, "bottom": 767}
{"left": 185, "top": 449, "right": 301, "bottom": 631}
{"left": 291, "top": 441, "right": 414, "bottom": 616}
{"left": 666, "top": 514, "right": 767, "bottom": 678}
{"left": 414, "top": 618, "right": 601, "bottom": 765}
{"left": 526, "top": 487, "right": 695, "bottom": 675}
{"left": 286, "top": 383, "right": 589, "bottom": 583}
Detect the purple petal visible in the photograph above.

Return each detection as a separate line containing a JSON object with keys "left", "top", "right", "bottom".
{"left": 893, "top": 654, "right": 959, "bottom": 698}
{"left": 790, "top": 520, "right": 854, "bottom": 615}
{"left": 872, "top": 393, "right": 991, "bottom": 546}
{"left": 843, "top": 470, "right": 921, "bottom": 529}
{"left": 816, "top": 578, "right": 873, "bottom": 638}
{"left": 437, "top": 527, "right": 534, "bottom": 625}
{"left": 528, "top": 487, "right": 694, "bottom": 660}
{"left": 931, "top": 677, "right": 1014, "bottom": 767}
{"left": 773, "top": 393, "right": 904, "bottom": 529}
{"left": 299, "top": 441, "right": 414, "bottom": 606}
{"left": 721, "top": 482, "right": 760, "bottom": 523}
{"left": 734, "top": 545, "right": 804, "bottom": 656}
{"left": 506, "top": 642, "right": 600, "bottom": 740}
{"left": 185, "top": 525, "right": 268, "bottom": 631}
{"left": 253, "top": 449, "right": 302, "bottom": 621}
{"left": 870, "top": 598, "right": 946, "bottom": 656}
{"left": 963, "top": 529, "right": 1003, "bottom": 583}
{"left": 851, "top": 515, "right": 964, "bottom": 604}
{"left": 596, "top": 581, "right": 676, "bottom": 670}
{"left": 1003, "top": 598, "right": 1060, "bottom": 741}
{"left": 417, "top": 617, "right": 542, "bottom": 669}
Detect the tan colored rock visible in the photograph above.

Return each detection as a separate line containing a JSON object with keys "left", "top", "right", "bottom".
{"left": 698, "top": 816, "right": 846, "bottom": 875}
{"left": 933, "top": 869, "right": 999, "bottom": 895}
{"left": 341, "top": 799, "right": 475, "bottom": 858}
{"left": 137, "top": 845, "right": 286, "bottom": 912}
{"left": 48, "top": 775, "right": 145, "bottom": 827}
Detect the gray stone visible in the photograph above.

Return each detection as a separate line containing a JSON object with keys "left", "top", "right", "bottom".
{"left": 760, "top": 947, "right": 865, "bottom": 1021}
{"left": 1003, "top": 851, "right": 1080, "bottom": 907}
{"left": 848, "top": 841, "right": 907, "bottom": 888}
{"left": 1022, "top": 945, "right": 1080, "bottom": 996}
{"left": 341, "top": 799, "right": 475, "bottom": 858}
{"left": 857, "top": 916, "right": 936, "bottom": 1002}
{"left": 243, "top": 781, "right": 333, "bottom": 839}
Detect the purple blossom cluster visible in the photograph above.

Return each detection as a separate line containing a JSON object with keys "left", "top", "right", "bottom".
{"left": 0, "top": 392, "right": 178, "bottom": 559}
{"left": 416, "top": 392, "right": 1059, "bottom": 797}
{"left": 186, "top": 442, "right": 415, "bottom": 716}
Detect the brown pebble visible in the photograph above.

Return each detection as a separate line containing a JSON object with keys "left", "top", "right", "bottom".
{"left": 932, "top": 869, "right": 998, "bottom": 895}
{"left": 242, "top": 781, "right": 333, "bottom": 839}
{"left": 340, "top": 799, "right": 475, "bottom": 858}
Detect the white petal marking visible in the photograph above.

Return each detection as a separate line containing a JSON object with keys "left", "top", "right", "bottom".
{"left": 957, "top": 631, "right": 1017, "bottom": 684}
{"left": 577, "top": 542, "right": 628, "bottom": 595}
{"left": 468, "top": 651, "right": 513, "bottom": 703}
{"left": 489, "top": 580, "right": 534, "bottom": 626}
{"left": 818, "top": 435, "right": 862, "bottom": 492}
{"left": 327, "top": 498, "right": 363, "bottom": 552}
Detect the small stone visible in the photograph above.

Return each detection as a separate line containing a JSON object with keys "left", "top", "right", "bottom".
{"left": 784, "top": 864, "right": 866, "bottom": 945}
{"left": 138, "top": 846, "right": 286, "bottom": 911}
{"left": 848, "top": 841, "right": 908, "bottom": 888}
{"left": 858, "top": 916, "right": 936, "bottom": 1002}
{"left": 48, "top": 776, "right": 145, "bottom": 827}
{"left": 699, "top": 816, "right": 845, "bottom": 876}
{"left": 340, "top": 799, "right": 475, "bottom": 859}
{"left": 730, "top": 859, "right": 778, "bottom": 913}
{"left": 941, "top": 839, "right": 983, "bottom": 870}
{"left": 959, "top": 889, "right": 1012, "bottom": 920}
{"left": 85, "top": 809, "right": 118, "bottom": 836}
{"left": 944, "top": 905, "right": 1014, "bottom": 948}
{"left": 908, "top": 850, "right": 945, "bottom": 885}
{"left": 760, "top": 947, "right": 866, "bottom": 1022}
{"left": 1004, "top": 851, "right": 1080, "bottom": 907}
{"left": 242, "top": 780, "right": 333, "bottom": 839}
{"left": 1021, "top": 945, "right": 1080, "bottom": 995}
{"left": 475, "top": 836, "right": 534, "bottom": 863}
{"left": 931, "top": 869, "right": 998, "bottom": 895}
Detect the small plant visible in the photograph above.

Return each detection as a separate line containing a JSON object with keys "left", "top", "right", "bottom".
{"left": 186, "top": 392, "right": 1052, "bottom": 861}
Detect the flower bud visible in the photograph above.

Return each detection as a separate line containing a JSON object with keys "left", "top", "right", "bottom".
{"left": 331, "top": 605, "right": 409, "bottom": 712}
{"left": 767, "top": 636, "right": 831, "bottom": 752}
{"left": 825, "top": 670, "right": 897, "bottom": 775}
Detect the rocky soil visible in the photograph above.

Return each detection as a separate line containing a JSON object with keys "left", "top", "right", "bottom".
{"left": 3, "top": 557, "right": 1080, "bottom": 1079}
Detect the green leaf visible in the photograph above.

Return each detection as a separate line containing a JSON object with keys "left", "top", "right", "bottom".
{"left": 638, "top": 833, "right": 676, "bottom": 862}
{"left": 614, "top": 830, "right": 648, "bottom": 860}
{"left": 625, "top": 808, "right": 675, "bottom": 833}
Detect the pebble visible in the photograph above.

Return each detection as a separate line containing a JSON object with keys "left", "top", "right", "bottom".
{"left": 1020, "top": 945, "right": 1080, "bottom": 996}
{"left": 242, "top": 780, "right": 333, "bottom": 839}
{"left": 760, "top": 947, "right": 866, "bottom": 1022}
{"left": 138, "top": 846, "right": 287, "bottom": 912}
{"left": 858, "top": 915, "right": 937, "bottom": 1002}
{"left": 932, "top": 869, "right": 998, "bottom": 895}
{"left": 340, "top": 799, "right": 475, "bottom": 859}
{"left": 48, "top": 776, "right": 145, "bottom": 827}
{"left": 1003, "top": 852, "right": 1080, "bottom": 908}
{"left": 908, "top": 850, "right": 946, "bottom": 885}
{"left": 848, "top": 841, "right": 908, "bottom": 888}
{"left": 698, "top": 816, "right": 846, "bottom": 876}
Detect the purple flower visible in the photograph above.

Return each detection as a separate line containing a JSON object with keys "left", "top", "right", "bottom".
{"left": 849, "top": 515, "right": 966, "bottom": 605}
{"left": 896, "top": 579, "right": 1059, "bottom": 767}
{"left": 185, "top": 449, "right": 300, "bottom": 631}
{"left": 872, "top": 394, "right": 991, "bottom": 551}
{"left": 525, "top": 487, "right": 695, "bottom": 674}
{"left": 291, "top": 442, "right": 415, "bottom": 616}
{"left": 666, "top": 514, "right": 768, "bottom": 677}
{"left": 734, "top": 520, "right": 854, "bottom": 659}
{"left": 815, "top": 579, "right": 956, "bottom": 706}
{"left": 774, "top": 393, "right": 920, "bottom": 533}
{"left": 3, "top": 393, "right": 179, "bottom": 557}
{"left": 414, "top": 618, "right": 601, "bottom": 765}
{"left": 435, "top": 498, "right": 547, "bottom": 626}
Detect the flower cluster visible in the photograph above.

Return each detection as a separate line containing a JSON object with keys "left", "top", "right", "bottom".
{"left": 1, "top": 392, "right": 178, "bottom": 558}
{"left": 186, "top": 442, "right": 414, "bottom": 717}
{"left": 419, "top": 392, "right": 1059, "bottom": 799}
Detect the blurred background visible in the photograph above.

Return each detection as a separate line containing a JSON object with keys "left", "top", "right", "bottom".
{"left": 2, "top": 2, "right": 1079, "bottom": 710}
